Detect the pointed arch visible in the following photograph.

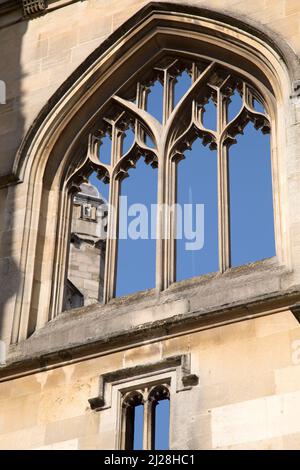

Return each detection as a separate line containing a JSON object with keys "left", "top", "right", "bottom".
{"left": 9, "top": 2, "right": 295, "bottom": 343}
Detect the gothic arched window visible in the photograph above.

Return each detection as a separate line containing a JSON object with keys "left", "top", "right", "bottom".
{"left": 121, "top": 384, "right": 170, "bottom": 450}
{"left": 11, "top": 4, "right": 290, "bottom": 343}
{"left": 64, "top": 56, "right": 274, "bottom": 309}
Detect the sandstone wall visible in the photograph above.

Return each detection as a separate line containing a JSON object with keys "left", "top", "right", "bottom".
{"left": 1, "top": 310, "right": 300, "bottom": 449}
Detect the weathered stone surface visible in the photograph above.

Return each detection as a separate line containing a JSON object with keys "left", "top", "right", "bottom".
{"left": 0, "top": 0, "right": 300, "bottom": 450}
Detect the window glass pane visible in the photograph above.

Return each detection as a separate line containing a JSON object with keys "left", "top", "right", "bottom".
{"left": 98, "top": 132, "right": 112, "bottom": 165}
{"left": 147, "top": 80, "right": 164, "bottom": 122}
{"left": 116, "top": 158, "right": 157, "bottom": 297}
{"left": 64, "top": 173, "right": 108, "bottom": 310}
{"left": 253, "top": 99, "right": 265, "bottom": 114}
{"left": 154, "top": 399, "right": 170, "bottom": 450}
{"left": 176, "top": 139, "right": 218, "bottom": 281}
{"left": 229, "top": 123, "right": 275, "bottom": 266}
{"left": 173, "top": 71, "right": 191, "bottom": 107}
{"left": 90, "top": 171, "right": 109, "bottom": 201}
{"left": 133, "top": 404, "right": 144, "bottom": 450}
{"left": 227, "top": 90, "right": 243, "bottom": 122}
{"left": 145, "top": 133, "right": 155, "bottom": 148}
{"left": 202, "top": 98, "right": 217, "bottom": 131}
{"left": 122, "top": 127, "right": 135, "bottom": 155}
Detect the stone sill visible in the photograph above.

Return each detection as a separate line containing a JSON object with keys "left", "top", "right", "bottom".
{"left": 0, "top": 257, "right": 299, "bottom": 381}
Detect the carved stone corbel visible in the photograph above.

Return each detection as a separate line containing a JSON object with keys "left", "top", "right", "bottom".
{"left": 21, "top": 0, "right": 47, "bottom": 18}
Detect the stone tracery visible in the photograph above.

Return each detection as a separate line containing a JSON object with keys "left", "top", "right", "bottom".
{"left": 67, "top": 56, "right": 271, "bottom": 304}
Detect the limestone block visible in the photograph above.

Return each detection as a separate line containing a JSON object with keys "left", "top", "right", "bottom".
{"left": 44, "top": 413, "right": 99, "bottom": 446}
{"left": 255, "top": 310, "right": 299, "bottom": 337}
{"left": 0, "top": 425, "right": 46, "bottom": 450}
{"left": 275, "top": 364, "right": 300, "bottom": 394}
{"left": 35, "top": 438, "right": 78, "bottom": 450}
{"left": 211, "top": 390, "right": 300, "bottom": 448}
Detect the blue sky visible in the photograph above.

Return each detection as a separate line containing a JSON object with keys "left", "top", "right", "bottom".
{"left": 133, "top": 400, "right": 170, "bottom": 450}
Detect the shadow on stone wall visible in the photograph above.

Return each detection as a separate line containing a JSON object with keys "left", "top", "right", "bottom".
{"left": 0, "top": 14, "right": 28, "bottom": 345}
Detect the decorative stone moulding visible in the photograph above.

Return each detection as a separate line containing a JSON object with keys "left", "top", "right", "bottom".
{"left": 88, "top": 354, "right": 199, "bottom": 411}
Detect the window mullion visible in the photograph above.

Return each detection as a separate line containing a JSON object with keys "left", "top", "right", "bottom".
{"left": 103, "top": 124, "right": 122, "bottom": 302}
{"left": 143, "top": 395, "right": 154, "bottom": 450}
{"left": 162, "top": 69, "right": 173, "bottom": 125}
{"left": 156, "top": 71, "right": 171, "bottom": 292}
{"left": 162, "top": 70, "right": 176, "bottom": 289}
{"left": 156, "top": 150, "right": 165, "bottom": 292}
{"left": 136, "top": 82, "right": 147, "bottom": 142}
{"left": 217, "top": 90, "right": 230, "bottom": 272}
{"left": 167, "top": 159, "right": 177, "bottom": 287}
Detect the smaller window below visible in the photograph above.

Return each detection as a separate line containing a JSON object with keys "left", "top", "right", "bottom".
{"left": 149, "top": 385, "right": 170, "bottom": 451}
{"left": 122, "top": 391, "right": 144, "bottom": 450}
{"left": 121, "top": 384, "right": 170, "bottom": 450}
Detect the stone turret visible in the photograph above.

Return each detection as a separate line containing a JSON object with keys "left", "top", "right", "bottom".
{"left": 64, "top": 182, "right": 108, "bottom": 310}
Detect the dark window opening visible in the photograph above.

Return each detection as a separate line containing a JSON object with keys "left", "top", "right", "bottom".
{"left": 149, "top": 385, "right": 170, "bottom": 451}
{"left": 122, "top": 384, "right": 170, "bottom": 450}
{"left": 123, "top": 392, "right": 144, "bottom": 450}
